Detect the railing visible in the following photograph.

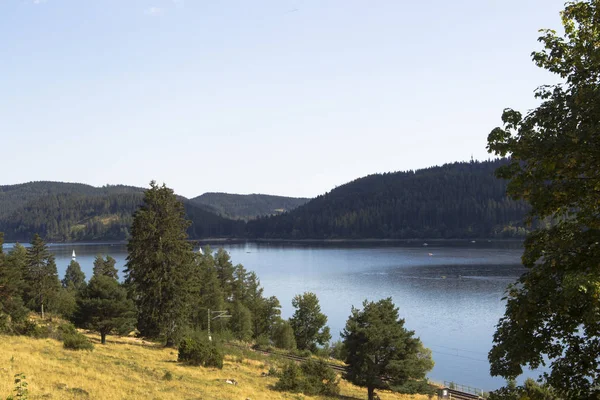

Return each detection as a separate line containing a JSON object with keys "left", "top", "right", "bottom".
{"left": 444, "top": 381, "right": 484, "bottom": 397}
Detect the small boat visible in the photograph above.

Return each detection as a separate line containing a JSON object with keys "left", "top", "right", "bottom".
{"left": 423, "top": 243, "right": 428, "bottom": 246}
{"left": 428, "top": 253, "right": 433, "bottom": 256}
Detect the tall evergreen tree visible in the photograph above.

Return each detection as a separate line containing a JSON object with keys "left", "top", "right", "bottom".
{"left": 125, "top": 181, "right": 194, "bottom": 346}
{"left": 24, "top": 234, "right": 60, "bottom": 318}
{"left": 342, "top": 298, "right": 434, "bottom": 400}
{"left": 93, "top": 255, "right": 118, "bottom": 279}
{"left": 0, "top": 240, "right": 28, "bottom": 323}
{"left": 62, "top": 259, "right": 86, "bottom": 292}
{"left": 289, "top": 292, "right": 331, "bottom": 352}
{"left": 190, "top": 247, "right": 225, "bottom": 331}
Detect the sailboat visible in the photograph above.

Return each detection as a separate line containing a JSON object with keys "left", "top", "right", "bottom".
{"left": 72, "top": 250, "right": 76, "bottom": 260}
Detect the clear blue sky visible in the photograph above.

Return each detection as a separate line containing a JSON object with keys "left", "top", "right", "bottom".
{"left": 0, "top": 0, "right": 565, "bottom": 198}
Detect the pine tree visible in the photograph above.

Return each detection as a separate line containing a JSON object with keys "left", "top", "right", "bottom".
{"left": 93, "top": 255, "right": 118, "bottom": 279}
{"left": 125, "top": 181, "right": 194, "bottom": 345}
{"left": 75, "top": 275, "right": 136, "bottom": 344}
{"left": 342, "top": 298, "right": 434, "bottom": 400}
{"left": 62, "top": 259, "right": 86, "bottom": 292}
{"left": 24, "top": 234, "right": 60, "bottom": 318}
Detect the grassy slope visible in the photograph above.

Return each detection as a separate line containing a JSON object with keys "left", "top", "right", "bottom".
{"left": 0, "top": 334, "right": 429, "bottom": 400}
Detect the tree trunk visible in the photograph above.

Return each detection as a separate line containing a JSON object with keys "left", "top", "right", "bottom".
{"left": 165, "top": 336, "right": 175, "bottom": 348}
{"left": 368, "top": 386, "right": 377, "bottom": 400}
{"left": 101, "top": 332, "right": 106, "bottom": 344}
{"left": 41, "top": 303, "right": 44, "bottom": 320}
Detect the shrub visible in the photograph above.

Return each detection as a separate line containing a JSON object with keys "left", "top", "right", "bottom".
{"left": 178, "top": 336, "right": 223, "bottom": 369}
{"left": 162, "top": 371, "right": 173, "bottom": 381}
{"left": 391, "top": 379, "right": 436, "bottom": 396}
{"left": 271, "top": 321, "right": 296, "bottom": 350}
{"left": 62, "top": 331, "right": 94, "bottom": 351}
{"left": 274, "top": 360, "right": 339, "bottom": 396}
{"left": 6, "top": 372, "right": 29, "bottom": 400}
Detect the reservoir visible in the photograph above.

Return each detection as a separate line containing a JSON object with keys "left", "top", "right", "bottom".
{"left": 6, "top": 240, "right": 532, "bottom": 390}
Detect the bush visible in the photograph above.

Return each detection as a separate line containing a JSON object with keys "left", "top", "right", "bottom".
{"left": 178, "top": 336, "right": 223, "bottom": 369}
{"left": 62, "top": 331, "right": 94, "bottom": 351}
{"left": 271, "top": 321, "right": 296, "bottom": 350}
{"left": 274, "top": 360, "right": 339, "bottom": 396}
{"left": 391, "top": 379, "right": 436, "bottom": 396}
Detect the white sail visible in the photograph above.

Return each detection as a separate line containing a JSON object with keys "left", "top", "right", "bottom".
{"left": 72, "top": 250, "right": 76, "bottom": 260}
{"left": 198, "top": 247, "right": 204, "bottom": 255}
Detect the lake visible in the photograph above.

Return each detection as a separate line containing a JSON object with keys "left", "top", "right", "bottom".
{"left": 4, "top": 240, "right": 534, "bottom": 390}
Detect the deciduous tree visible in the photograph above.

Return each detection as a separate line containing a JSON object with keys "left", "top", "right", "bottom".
{"left": 487, "top": 1, "right": 600, "bottom": 397}
{"left": 289, "top": 292, "right": 330, "bottom": 352}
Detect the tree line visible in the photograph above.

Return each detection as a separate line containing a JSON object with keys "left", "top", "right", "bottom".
{"left": 0, "top": 159, "right": 531, "bottom": 243}
{"left": 246, "top": 159, "right": 531, "bottom": 239}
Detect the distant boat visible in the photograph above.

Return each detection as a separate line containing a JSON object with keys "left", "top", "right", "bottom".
{"left": 198, "top": 247, "right": 204, "bottom": 255}
{"left": 471, "top": 240, "right": 476, "bottom": 243}
{"left": 423, "top": 243, "right": 428, "bottom": 246}
{"left": 72, "top": 250, "right": 76, "bottom": 260}
{"left": 428, "top": 253, "right": 433, "bottom": 256}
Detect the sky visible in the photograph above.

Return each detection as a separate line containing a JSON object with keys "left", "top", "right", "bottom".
{"left": 0, "top": 0, "right": 566, "bottom": 198}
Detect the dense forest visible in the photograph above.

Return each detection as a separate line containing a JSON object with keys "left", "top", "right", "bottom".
{"left": 0, "top": 182, "right": 245, "bottom": 241}
{"left": 246, "top": 159, "right": 531, "bottom": 239}
{"left": 191, "top": 192, "right": 309, "bottom": 220}
{"left": 0, "top": 160, "right": 530, "bottom": 242}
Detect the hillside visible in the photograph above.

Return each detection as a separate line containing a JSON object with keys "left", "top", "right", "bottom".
{"left": 0, "top": 182, "right": 245, "bottom": 242}
{"left": 245, "top": 159, "right": 530, "bottom": 239}
{"left": 191, "top": 192, "right": 310, "bottom": 220}
{"left": 0, "top": 334, "right": 428, "bottom": 400}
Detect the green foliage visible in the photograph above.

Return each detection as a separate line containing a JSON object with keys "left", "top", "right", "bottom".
{"left": 274, "top": 360, "right": 339, "bottom": 396}
{"left": 229, "top": 301, "right": 253, "bottom": 341}
{"left": 62, "top": 331, "right": 94, "bottom": 351}
{"left": 92, "top": 255, "right": 118, "bottom": 280}
{"left": 246, "top": 159, "right": 530, "bottom": 239}
{"left": 125, "top": 181, "right": 195, "bottom": 344}
{"left": 74, "top": 275, "right": 136, "bottom": 344}
{"left": 488, "top": 379, "right": 559, "bottom": 400}
{"left": 62, "top": 260, "right": 86, "bottom": 292}
{"left": 391, "top": 379, "right": 436, "bottom": 396}
{"left": 6, "top": 373, "right": 29, "bottom": 400}
{"left": 289, "top": 292, "right": 331, "bottom": 352}
{"left": 0, "top": 182, "right": 245, "bottom": 242}
{"left": 486, "top": 1, "right": 600, "bottom": 397}
{"left": 191, "top": 192, "right": 309, "bottom": 221}
{"left": 271, "top": 320, "right": 296, "bottom": 350}
{"left": 177, "top": 335, "right": 224, "bottom": 369}
{"left": 342, "top": 298, "right": 434, "bottom": 400}
{"left": 328, "top": 340, "right": 346, "bottom": 361}
{"left": 23, "top": 235, "right": 60, "bottom": 317}
{"left": 162, "top": 371, "right": 173, "bottom": 381}
{"left": 49, "top": 287, "right": 77, "bottom": 319}
{"left": 0, "top": 239, "right": 28, "bottom": 325}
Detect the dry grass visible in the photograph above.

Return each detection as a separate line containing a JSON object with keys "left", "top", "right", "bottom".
{"left": 0, "top": 333, "right": 431, "bottom": 400}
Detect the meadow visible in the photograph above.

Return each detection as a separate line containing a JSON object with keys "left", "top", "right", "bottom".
{"left": 0, "top": 333, "right": 431, "bottom": 400}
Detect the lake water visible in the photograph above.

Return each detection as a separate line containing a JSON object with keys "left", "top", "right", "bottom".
{"left": 4, "top": 240, "right": 535, "bottom": 390}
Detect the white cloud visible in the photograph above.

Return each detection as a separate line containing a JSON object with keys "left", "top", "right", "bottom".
{"left": 32, "top": 0, "right": 48, "bottom": 4}
{"left": 144, "top": 6, "right": 164, "bottom": 16}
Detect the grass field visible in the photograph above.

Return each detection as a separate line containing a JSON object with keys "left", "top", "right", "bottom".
{"left": 0, "top": 333, "right": 431, "bottom": 400}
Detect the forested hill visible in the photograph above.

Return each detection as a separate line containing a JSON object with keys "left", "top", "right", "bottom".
{"left": 191, "top": 192, "right": 310, "bottom": 220}
{"left": 0, "top": 182, "right": 244, "bottom": 242}
{"left": 245, "top": 159, "right": 531, "bottom": 239}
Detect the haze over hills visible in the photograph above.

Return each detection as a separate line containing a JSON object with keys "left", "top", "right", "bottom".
{"left": 191, "top": 192, "right": 310, "bottom": 221}
{"left": 246, "top": 159, "right": 530, "bottom": 240}
{"left": 0, "top": 159, "right": 529, "bottom": 242}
